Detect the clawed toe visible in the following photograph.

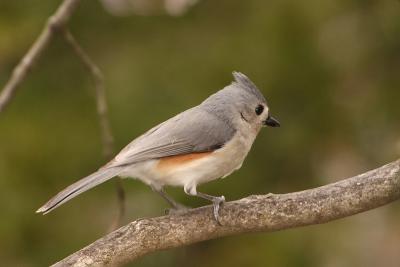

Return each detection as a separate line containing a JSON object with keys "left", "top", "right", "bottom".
{"left": 212, "top": 195, "right": 225, "bottom": 225}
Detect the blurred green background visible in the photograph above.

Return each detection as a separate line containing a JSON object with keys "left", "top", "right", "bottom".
{"left": 1, "top": 0, "right": 400, "bottom": 266}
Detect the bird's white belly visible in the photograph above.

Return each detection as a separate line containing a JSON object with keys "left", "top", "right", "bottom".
{"left": 119, "top": 131, "right": 256, "bottom": 189}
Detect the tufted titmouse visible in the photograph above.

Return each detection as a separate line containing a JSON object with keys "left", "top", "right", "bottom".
{"left": 36, "top": 72, "right": 280, "bottom": 223}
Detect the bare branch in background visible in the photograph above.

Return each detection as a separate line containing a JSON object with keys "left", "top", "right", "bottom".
{"left": 53, "top": 159, "right": 400, "bottom": 267}
{"left": 0, "top": 0, "right": 81, "bottom": 112}
{"left": 62, "top": 29, "right": 126, "bottom": 231}
{"left": 0, "top": 0, "right": 125, "bottom": 230}
{"left": 108, "top": 178, "right": 126, "bottom": 231}
{"left": 62, "top": 30, "right": 115, "bottom": 159}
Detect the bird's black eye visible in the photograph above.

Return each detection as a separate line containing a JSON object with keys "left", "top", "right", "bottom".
{"left": 255, "top": 105, "right": 264, "bottom": 115}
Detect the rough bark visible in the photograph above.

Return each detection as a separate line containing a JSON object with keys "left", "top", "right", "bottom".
{"left": 53, "top": 159, "right": 400, "bottom": 266}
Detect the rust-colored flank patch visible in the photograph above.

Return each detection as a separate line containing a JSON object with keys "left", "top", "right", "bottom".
{"left": 157, "top": 152, "right": 212, "bottom": 170}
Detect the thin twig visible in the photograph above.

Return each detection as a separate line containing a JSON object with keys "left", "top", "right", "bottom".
{"left": 108, "top": 178, "right": 126, "bottom": 231}
{"left": 62, "top": 30, "right": 114, "bottom": 158}
{"left": 62, "top": 29, "right": 126, "bottom": 231}
{"left": 53, "top": 159, "right": 400, "bottom": 267}
{"left": 0, "top": 0, "right": 81, "bottom": 112}
{"left": 0, "top": 0, "right": 125, "bottom": 230}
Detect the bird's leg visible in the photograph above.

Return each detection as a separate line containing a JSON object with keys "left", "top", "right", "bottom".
{"left": 151, "top": 186, "right": 188, "bottom": 213}
{"left": 196, "top": 192, "right": 225, "bottom": 225}
{"left": 184, "top": 185, "right": 225, "bottom": 224}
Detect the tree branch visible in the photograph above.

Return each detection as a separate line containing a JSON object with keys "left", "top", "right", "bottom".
{"left": 0, "top": 0, "right": 126, "bottom": 230}
{"left": 62, "top": 30, "right": 114, "bottom": 159}
{"left": 53, "top": 159, "right": 400, "bottom": 267}
{"left": 62, "top": 29, "right": 126, "bottom": 231}
{"left": 0, "top": 0, "right": 81, "bottom": 112}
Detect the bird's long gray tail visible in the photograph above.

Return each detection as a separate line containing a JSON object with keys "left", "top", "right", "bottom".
{"left": 36, "top": 167, "right": 123, "bottom": 215}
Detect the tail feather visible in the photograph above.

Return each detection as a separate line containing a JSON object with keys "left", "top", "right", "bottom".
{"left": 36, "top": 167, "right": 123, "bottom": 214}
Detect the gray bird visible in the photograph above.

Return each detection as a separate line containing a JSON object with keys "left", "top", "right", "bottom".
{"left": 37, "top": 72, "right": 280, "bottom": 223}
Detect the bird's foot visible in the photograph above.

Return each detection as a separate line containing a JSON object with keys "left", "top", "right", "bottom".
{"left": 212, "top": 195, "right": 225, "bottom": 225}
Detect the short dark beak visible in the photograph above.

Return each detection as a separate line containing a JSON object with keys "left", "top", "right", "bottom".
{"left": 263, "top": 116, "right": 280, "bottom": 127}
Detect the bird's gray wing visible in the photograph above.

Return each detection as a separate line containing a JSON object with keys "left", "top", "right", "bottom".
{"left": 110, "top": 107, "right": 236, "bottom": 167}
